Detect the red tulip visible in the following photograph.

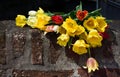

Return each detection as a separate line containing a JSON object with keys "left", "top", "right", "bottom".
{"left": 76, "top": 10, "right": 88, "bottom": 21}
{"left": 52, "top": 15, "right": 63, "bottom": 24}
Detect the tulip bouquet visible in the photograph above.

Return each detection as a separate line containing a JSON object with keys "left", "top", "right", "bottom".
{"left": 15, "top": 2, "right": 113, "bottom": 73}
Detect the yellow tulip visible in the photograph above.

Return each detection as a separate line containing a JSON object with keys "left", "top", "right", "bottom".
{"left": 83, "top": 17, "right": 98, "bottom": 31}
{"left": 34, "top": 14, "right": 51, "bottom": 30}
{"left": 96, "top": 16, "right": 107, "bottom": 32}
{"left": 72, "top": 40, "right": 89, "bottom": 55}
{"left": 87, "top": 29, "right": 103, "bottom": 47}
{"left": 15, "top": 15, "right": 26, "bottom": 27}
{"left": 57, "top": 34, "right": 70, "bottom": 47}
{"left": 62, "top": 17, "right": 78, "bottom": 37}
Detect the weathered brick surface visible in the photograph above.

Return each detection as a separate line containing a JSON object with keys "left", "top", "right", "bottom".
{"left": 0, "top": 20, "right": 119, "bottom": 77}
{"left": 12, "top": 30, "right": 26, "bottom": 58}
{"left": 31, "top": 29, "right": 43, "bottom": 65}
{"left": 12, "top": 70, "right": 73, "bottom": 77}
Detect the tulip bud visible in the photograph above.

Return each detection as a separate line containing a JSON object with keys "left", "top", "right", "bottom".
{"left": 86, "top": 57, "right": 99, "bottom": 73}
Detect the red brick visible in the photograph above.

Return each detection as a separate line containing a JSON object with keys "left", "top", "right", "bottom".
{"left": 12, "top": 30, "right": 26, "bottom": 58}
{"left": 12, "top": 70, "right": 73, "bottom": 77}
{"left": 31, "top": 29, "right": 43, "bottom": 65}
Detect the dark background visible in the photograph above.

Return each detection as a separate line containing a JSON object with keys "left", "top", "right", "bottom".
{"left": 98, "top": 0, "right": 120, "bottom": 19}
{"left": 0, "top": 0, "right": 120, "bottom": 20}
{"left": 0, "top": 0, "right": 96, "bottom": 20}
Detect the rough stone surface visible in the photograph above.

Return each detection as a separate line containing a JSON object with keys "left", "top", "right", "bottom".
{"left": 31, "top": 29, "right": 43, "bottom": 65}
{"left": 0, "top": 22, "right": 6, "bottom": 64}
{"left": 0, "top": 50, "right": 6, "bottom": 64}
{"left": 0, "top": 20, "right": 119, "bottom": 77}
{"left": 12, "top": 30, "right": 26, "bottom": 58}
{"left": 0, "top": 31, "right": 5, "bottom": 49}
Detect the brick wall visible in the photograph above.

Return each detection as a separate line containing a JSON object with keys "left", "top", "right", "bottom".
{"left": 0, "top": 20, "right": 120, "bottom": 77}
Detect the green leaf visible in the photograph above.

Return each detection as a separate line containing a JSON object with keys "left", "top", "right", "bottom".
{"left": 89, "top": 8, "right": 101, "bottom": 15}
{"left": 76, "top": 1, "right": 82, "bottom": 11}
{"left": 85, "top": 8, "right": 101, "bottom": 19}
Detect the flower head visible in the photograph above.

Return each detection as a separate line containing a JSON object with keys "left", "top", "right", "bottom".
{"left": 34, "top": 10, "right": 51, "bottom": 30}
{"left": 52, "top": 15, "right": 63, "bottom": 24}
{"left": 62, "top": 17, "right": 78, "bottom": 36}
{"left": 16, "top": 15, "right": 26, "bottom": 27}
{"left": 87, "top": 29, "right": 103, "bottom": 47}
{"left": 57, "top": 34, "right": 70, "bottom": 47}
{"left": 96, "top": 16, "right": 107, "bottom": 32}
{"left": 72, "top": 40, "right": 89, "bottom": 55}
{"left": 86, "top": 57, "right": 99, "bottom": 73}
{"left": 76, "top": 10, "right": 88, "bottom": 21}
{"left": 83, "top": 17, "right": 98, "bottom": 31}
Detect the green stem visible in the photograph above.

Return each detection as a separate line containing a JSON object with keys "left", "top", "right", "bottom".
{"left": 88, "top": 48, "right": 91, "bottom": 57}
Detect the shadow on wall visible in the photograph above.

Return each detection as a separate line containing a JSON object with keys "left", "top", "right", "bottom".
{"left": 45, "top": 27, "right": 120, "bottom": 77}
{"left": 0, "top": 0, "right": 96, "bottom": 20}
